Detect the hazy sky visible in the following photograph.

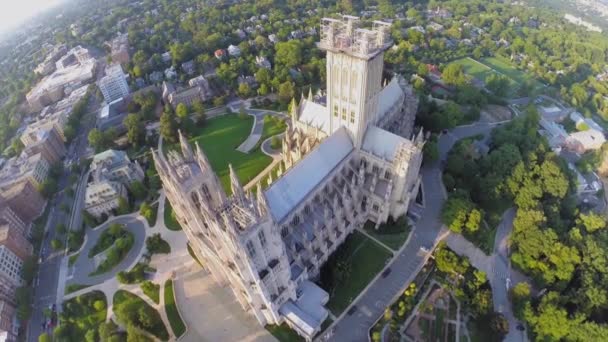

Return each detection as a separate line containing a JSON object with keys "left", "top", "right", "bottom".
{"left": 0, "top": 0, "right": 65, "bottom": 34}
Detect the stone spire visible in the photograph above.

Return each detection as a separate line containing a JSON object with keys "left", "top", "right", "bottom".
{"left": 178, "top": 130, "right": 193, "bottom": 161}
{"left": 229, "top": 164, "right": 245, "bottom": 203}
{"left": 290, "top": 97, "right": 298, "bottom": 127}
{"left": 195, "top": 142, "right": 211, "bottom": 171}
{"left": 256, "top": 182, "right": 268, "bottom": 217}
{"left": 308, "top": 87, "right": 313, "bottom": 101}
{"left": 267, "top": 172, "right": 273, "bottom": 186}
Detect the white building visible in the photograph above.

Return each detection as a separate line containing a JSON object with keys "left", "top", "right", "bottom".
{"left": 227, "top": 44, "right": 241, "bottom": 57}
{"left": 85, "top": 149, "right": 144, "bottom": 217}
{"left": 154, "top": 16, "right": 422, "bottom": 341}
{"left": 98, "top": 64, "right": 130, "bottom": 104}
{"left": 0, "top": 247, "right": 23, "bottom": 287}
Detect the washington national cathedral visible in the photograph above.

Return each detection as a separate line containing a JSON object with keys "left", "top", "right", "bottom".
{"left": 153, "top": 15, "right": 424, "bottom": 341}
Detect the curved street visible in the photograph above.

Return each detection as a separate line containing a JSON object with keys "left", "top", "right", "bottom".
{"left": 66, "top": 215, "right": 147, "bottom": 286}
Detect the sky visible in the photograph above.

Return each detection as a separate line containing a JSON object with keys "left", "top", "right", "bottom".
{"left": 0, "top": 0, "right": 65, "bottom": 34}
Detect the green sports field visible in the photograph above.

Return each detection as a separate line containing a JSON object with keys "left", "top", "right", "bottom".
{"left": 451, "top": 57, "right": 543, "bottom": 97}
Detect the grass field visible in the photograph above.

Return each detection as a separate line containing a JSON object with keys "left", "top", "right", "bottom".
{"left": 164, "top": 200, "right": 182, "bottom": 231}
{"left": 452, "top": 57, "right": 518, "bottom": 95}
{"left": 481, "top": 57, "right": 543, "bottom": 90}
{"left": 184, "top": 114, "right": 272, "bottom": 193}
{"left": 164, "top": 279, "right": 186, "bottom": 338}
{"left": 363, "top": 219, "right": 411, "bottom": 251}
{"left": 323, "top": 231, "right": 392, "bottom": 314}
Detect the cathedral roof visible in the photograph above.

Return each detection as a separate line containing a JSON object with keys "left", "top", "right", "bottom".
{"left": 297, "top": 99, "right": 330, "bottom": 133}
{"left": 265, "top": 127, "right": 353, "bottom": 222}
{"left": 361, "top": 125, "right": 410, "bottom": 161}
{"left": 377, "top": 77, "right": 404, "bottom": 118}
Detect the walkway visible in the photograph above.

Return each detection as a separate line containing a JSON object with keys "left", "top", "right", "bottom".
{"left": 173, "top": 264, "right": 276, "bottom": 342}
{"left": 236, "top": 108, "right": 287, "bottom": 153}
{"left": 243, "top": 134, "right": 284, "bottom": 191}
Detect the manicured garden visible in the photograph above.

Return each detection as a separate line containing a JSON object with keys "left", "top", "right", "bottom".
{"left": 53, "top": 291, "right": 106, "bottom": 341}
{"left": 164, "top": 279, "right": 186, "bottom": 338}
{"left": 113, "top": 290, "right": 169, "bottom": 340}
{"left": 141, "top": 280, "right": 160, "bottom": 304}
{"left": 320, "top": 231, "right": 392, "bottom": 314}
{"left": 89, "top": 224, "right": 135, "bottom": 275}
{"left": 164, "top": 200, "right": 182, "bottom": 231}
{"left": 182, "top": 114, "right": 273, "bottom": 192}
{"left": 363, "top": 217, "right": 411, "bottom": 251}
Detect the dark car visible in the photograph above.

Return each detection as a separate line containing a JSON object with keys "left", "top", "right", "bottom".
{"left": 347, "top": 306, "right": 358, "bottom": 316}
{"left": 381, "top": 268, "right": 392, "bottom": 278}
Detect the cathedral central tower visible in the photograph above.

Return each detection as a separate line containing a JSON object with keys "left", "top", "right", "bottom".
{"left": 319, "top": 16, "right": 392, "bottom": 147}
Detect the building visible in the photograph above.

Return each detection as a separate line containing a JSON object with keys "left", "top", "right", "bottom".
{"left": 97, "top": 98, "right": 127, "bottom": 132}
{"left": 0, "top": 206, "right": 27, "bottom": 237}
{"left": 0, "top": 299, "right": 17, "bottom": 342}
{"left": 109, "top": 33, "right": 130, "bottom": 64}
{"left": 168, "top": 87, "right": 206, "bottom": 108}
{"left": 0, "top": 182, "right": 46, "bottom": 225}
{"left": 566, "top": 129, "right": 606, "bottom": 153}
{"left": 20, "top": 127, "right": 66, "bottom": 164}
{"left": 85, "top": 149, "right": 143, "bottom": 218}
{"left": 84, "top": 181, "right": 127, "bottom": 218}
{"left": 153, "top": 16, "right": 422, "bottom": 341}
{"left": 0, "top": 153, "right": 50, "bottom": 192}
{"left": 98, "top": 64, "right": 130, "bottom": 104}
{"left": 256, "top": 56, "right": 272, "bottom": 69}
{"left": 0, "top": 225, "right": 32, "bottom": 263}
{"left": 214, "top": 49, "right": 225, "bottom": 60}
{"left": 227, "top": 44, "right": 241, "bottom": 57}
{"left": 90, "top": 150, "right": 144, "bottom": 184}
{"left": 26, "top": 47, "right": 96, "bottom": 111}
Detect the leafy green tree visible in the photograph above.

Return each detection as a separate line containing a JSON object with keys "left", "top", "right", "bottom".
{"left": 116, "top": 197, "right": 131, "bottom": 215}
{"left": 160, "top": 112, "right": 178, "bottom": 143}
{"left": 129, "top": 181, "right": 147, "bottom": 200}
{"left": 51, "top": 238, "right": 63, "bottom": 250}
{"left": 275, "top": 41, "right": 303, "bottom": 68}
{"left": 175, "top": 103, "right": 189, "bottom": 120}
{"left": 442, "top": 63, "right": 467, "bottom": 86}
{"left": 38, "top": 333, "right": 51, "bottom": 342}
{"left": 278, "top": 81, "right": 295, "bottom": 104}
{"left": 123, "top": 113, "right": 145, "bottom": 146}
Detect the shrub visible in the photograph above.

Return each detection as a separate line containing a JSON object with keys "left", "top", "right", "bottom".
{"left": 146, "top": 234, "right": 171, "bottom": 255}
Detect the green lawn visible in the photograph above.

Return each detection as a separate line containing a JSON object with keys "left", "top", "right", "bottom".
{"left": 363, "top": 218, "right": 411, "bottom": 251}
{"left": 322, "top": 231, "right": 392, "bottom": 314}
{"left": 260, "top": 115, "right": 287, "bottom": 143}
{"left": 451, "top": 57, "right": 519, "bottom": 96}
{"left": 164, "top": 200, "right": 182, "bottom": 231}
{"left": 141, "top": 280, "right": 160, "bottom": 304}
{"left": 164, "top": 279, "right": 186, "bottom": 338}
{"left": 178, "top": 114, "right": 273, "bottom": 193}
{"left": 266, "top": 323, "right": 304, "bottom": 342}
{"left": 481, "top": 56, "right": 544, "bottom": 90}
{"left": 113, "top": 290, "right": 169, "bottom": 340}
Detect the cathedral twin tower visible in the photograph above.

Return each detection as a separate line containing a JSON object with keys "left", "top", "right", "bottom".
{"left": 153, "top": 15, "right": 423, "bottom": 341}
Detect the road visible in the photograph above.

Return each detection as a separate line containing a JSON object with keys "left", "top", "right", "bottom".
{"left": 324, "top": 122, "right": 504, "bottom": 342}
{"left": 27, "top": 91, "right": 101, "bottom": 342}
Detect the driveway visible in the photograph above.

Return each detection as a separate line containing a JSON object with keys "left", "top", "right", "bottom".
{"left": 66, "top": 215, "right": 147, "bottom": 286}
{"left": 174, "top": 264, "right": 276, "bottom": 342}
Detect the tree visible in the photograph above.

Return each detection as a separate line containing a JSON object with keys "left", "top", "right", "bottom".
{"left": 423, "top": 138, "right": 439, "bottom": 163}
{"left": 94, "top": 300, "right": 106, "bottom": 311}
{"left": 486, "top": 73, "right": 511, "bottom": 97}
{"left": 39, "top": 333, "right": 51, "bottom": 342}
{"left": 510, "top": 282, "right": 531, "bottom": 319}
{"left": 489, "top": 312, "right": 510, "bottom": 339}
{"left": 175, "top": 103, "right": 189, "bottom": 120}
{"left": 275, "top": 41, "right": 303, "bottom": 68}
{"left": 442, "top": 63, "right": 467, "bottom": 86}
{"left": 238, "top": 82, "right": 251, "bottom": 98}
{"left": 85, "top": 329, "right": 97, "bottom": 342}
{"left": 465, "top": 209, "right": 482, "bottom": 233}
{"left": 129, "top": 181, "right": 147, "bottom": 200}
{"left": 98, "top": 320, "right": 119, "bottom": 340}
{"left": 21, "top": 257, "right": 36, "bottom": 284}
{"left": 278, "top": 81, "right": 295, "bottom": 104}
{"left": 577, "top": 212, "right": 606, "bottom": 233}
{"left": 160, "top": 112, "right": 178, "bottom": 143}
{"left": 127, "top": 324, "right": 151, "bottom": 342}
{"left": 116, "top": 197, "right": 131, "bottom": 215}
{"left": 139, "top": 202, "right": 154, "bottom": 223}
{"left": 123, "top": 113, "right": 144, "bottom": 146}
{"left": 38, "top": 179, "right": 58, "bottom": 199}
{"left": 56, "top": 223, "right": 67, "bottom": 235}
{"left": 441, "top": 193, "right": 474, "bottom": 233}
{"left": 51, "top": 238, "right": 63, "bottom": 250}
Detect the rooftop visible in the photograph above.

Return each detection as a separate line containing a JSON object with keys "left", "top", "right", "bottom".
{"left": 264, "top": 127, "right": 353, "bottom": 222}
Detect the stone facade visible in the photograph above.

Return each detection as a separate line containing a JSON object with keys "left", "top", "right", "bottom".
{"left": 154, "top": 17, "right": 423, "bottom": 341}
